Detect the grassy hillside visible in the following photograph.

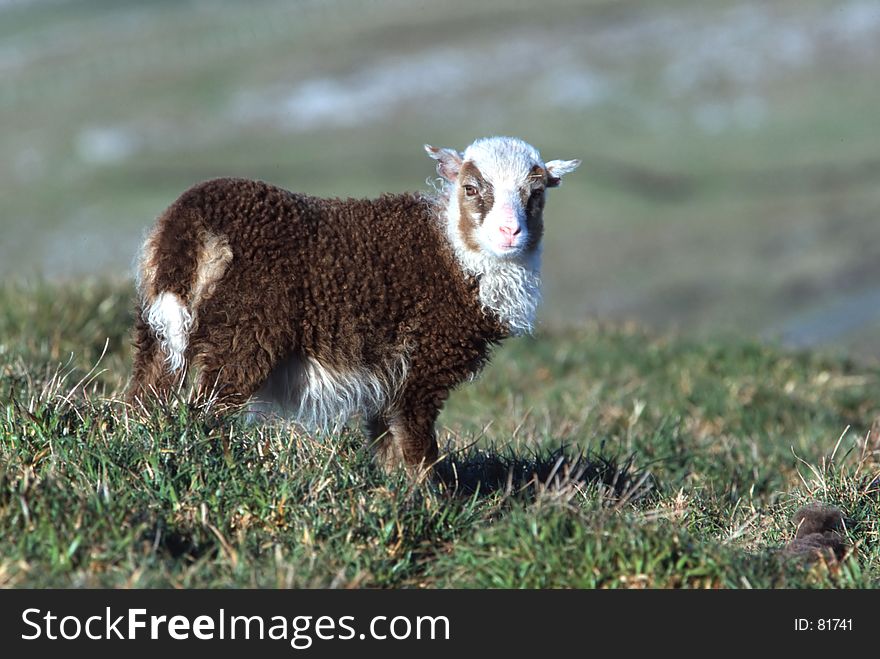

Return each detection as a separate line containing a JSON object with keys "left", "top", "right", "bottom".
{"left": 1, "top": 280, "right": 878, "bottom": 588}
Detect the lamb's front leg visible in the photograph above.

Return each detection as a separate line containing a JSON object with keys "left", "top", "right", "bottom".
{"left": 364, "top": 414, "right": 402, "bottom": 472}
{"left": 382, "top": 389, "right": 443, "bottom": 476}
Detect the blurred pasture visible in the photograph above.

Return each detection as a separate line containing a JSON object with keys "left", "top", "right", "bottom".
{"left": 2, "top": 0, "right": 879, "bottom": 356}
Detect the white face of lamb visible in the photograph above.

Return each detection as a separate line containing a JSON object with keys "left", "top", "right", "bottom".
{"left": 462, "top": 138, "right": 540, "bottom": 260}
{"left": 424, "top": 136, "right": 581, "bottom": 335}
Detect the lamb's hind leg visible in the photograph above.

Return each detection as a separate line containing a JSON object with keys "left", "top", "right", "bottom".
{"left": 189, "top": 311, "right": 283, "bottom": 412}
{"left": 193, "top": 346, "right": 279, "bottom": 411}
{"left": 128, "top": 313, "right": 184, "bottom": 404}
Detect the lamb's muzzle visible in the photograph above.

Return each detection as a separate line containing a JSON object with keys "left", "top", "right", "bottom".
{"left": 129, "top": 136, "right": 580, "bottom": 474}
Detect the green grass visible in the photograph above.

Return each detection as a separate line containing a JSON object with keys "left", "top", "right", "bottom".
{"left": 1, "top": 280, "right": 878, "bottom": 588}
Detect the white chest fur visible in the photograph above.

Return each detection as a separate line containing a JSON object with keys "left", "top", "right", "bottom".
{"left": 469, "top": 252, "right": 542, "bottom": 336}
{"left": 444, "top": 207, "right": 542, "bottom": 336}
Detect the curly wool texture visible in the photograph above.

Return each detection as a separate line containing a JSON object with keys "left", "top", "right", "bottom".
{"left": 130, "top": 178, "right": 509, "bottom": 469}
{"left": 129, "top": 136, "right": 581, "bottom": 472}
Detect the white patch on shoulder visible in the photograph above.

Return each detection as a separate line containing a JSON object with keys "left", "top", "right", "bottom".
{"left": 248, "top": 353, "right": 409, "bottom": 429}
{"left": 145, "top": 292, "right": 192, "bottom": 372}
{"left": 192, "top": 231, "right": 233, "bottom": 306}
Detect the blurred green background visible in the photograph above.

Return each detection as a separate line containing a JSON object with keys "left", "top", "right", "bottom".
{"left": 2, "top": 0, "right": 879, "bottom": 358}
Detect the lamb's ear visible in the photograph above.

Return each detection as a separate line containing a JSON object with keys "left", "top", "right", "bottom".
{"left": 424, "top": 144, "right": 463, "bottom": 182}
{"left": 545, "top": 159, "right": 582, "bottom": 187}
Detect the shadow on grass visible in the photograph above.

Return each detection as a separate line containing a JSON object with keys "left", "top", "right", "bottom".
{"left": 434, "top": 443, "right": 656, "bottom": 505}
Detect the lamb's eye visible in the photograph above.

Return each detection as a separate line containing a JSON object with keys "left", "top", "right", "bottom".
{"left": 463, "top": 184, "right": 478, "bottom": 197}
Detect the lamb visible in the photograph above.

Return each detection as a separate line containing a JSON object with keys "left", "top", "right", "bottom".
{"left": 129, "top": 136, "right": 580, "bottom": 473}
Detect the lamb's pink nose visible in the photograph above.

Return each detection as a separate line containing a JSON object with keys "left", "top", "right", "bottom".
{"left": 499, "top": 224, "right": 522, "bottom": 237}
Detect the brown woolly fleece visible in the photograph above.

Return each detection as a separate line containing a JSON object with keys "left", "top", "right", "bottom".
{"left": 130, "top": 178, "right": 508, "bottom": 471}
